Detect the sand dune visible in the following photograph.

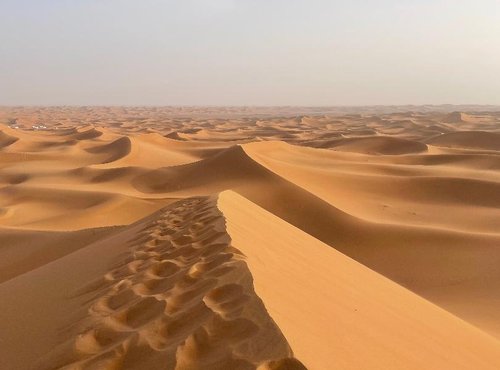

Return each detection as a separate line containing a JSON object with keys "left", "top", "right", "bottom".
{"left": 242, "top": 140, "right": 500, "bottom": 337}
{"left": 0, "top": 196, "right": 298, "bottom": 370}
{"left": 2, "top": 192, "right": 500, "bottom": 369}
{"left": 0, "top": 130, "right": 19, "bottom": 148}
{"left": 322, "top": 136, "right": 428, "bottom": 154}
{"left": 1, "top": 107, "right": 500, "bottom": 369}
{"left": 72, "top": 127, "right": 105, "bottom": 141}
{"left": 165, "top": 131, "right": 187, "bottom": 141}
{"left": 427, "top": 131, "right": 500, "bottom": 151}
{"left": 219, "top": 191, "right": 500, "bottom": 370}
{"left": 442, "top": 111, "right": 469, "bottom": 123}
{"left": 86, "top": 136, "right": 133, "bottom": 164}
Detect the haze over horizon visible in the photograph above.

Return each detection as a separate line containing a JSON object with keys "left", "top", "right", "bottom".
{"left": 1, "top": 0, "right": 499, "bottom": 106}
{"left": 2, "top": 3, "right": 500, "bottom": 368}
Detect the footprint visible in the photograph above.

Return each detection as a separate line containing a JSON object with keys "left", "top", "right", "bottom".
{"left": 41, "top": 196, "right": 295, "bottom": 370}
{"left": 257, "top": 358, "right": 308, "bottom": 370}
{"left": 111, "top": 297, "right": 166, "bottom": 329}
{"left": 133, "top": 276, "right": 178, "bottom": 296}
{"left": 203, "top": 284, "right": 250, "bottom": 318}
{"left": 75, "top": 326, "right": 131, "bottom": 355}
{"left": 147, "top": 260, "right": 181, "bottom": 278}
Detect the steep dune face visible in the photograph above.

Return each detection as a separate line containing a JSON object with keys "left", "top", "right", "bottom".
{"left": 71, "top": 127, "right": 104, "bottom": 141}
{"left": 87, "top": 133, "right": 208, "bottom": 169}
{"left": 242, "top": 141, "right": 500, "bottom": 232}
{"left": 85, "top": 136, "right": 133, "bottom": 164}
{"left": 0, "top": 130, "right": 19, "bottom": 148}
{"left": 3, "top": 192, "right": 500, "bottom": 370}
{"left": 132, "top": 145, "right": 367, "bottom": 249}
{"left": 133, "top": 145, "right": 279, "bottom": 193}
{"left": 0, "top": 196, "right": 299, "bottom": 370}
{"left": 242, "top": 140, "right": 500, "bottom": 338}
{"left": 131, "top": 144, "right": 500, "bottom": 340}
{"left": 219, "top": 191, "right": 500, "bottom": 370}
{"left": 134, "top": 143, "right": 500, "bottom": 295}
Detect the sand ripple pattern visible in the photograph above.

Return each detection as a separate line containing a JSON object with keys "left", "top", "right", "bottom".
{"left": 35, "top": 196, "right": 303, "bottom": 370}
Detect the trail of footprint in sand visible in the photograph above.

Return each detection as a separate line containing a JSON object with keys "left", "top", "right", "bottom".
{"left": 35, "top": 196, "right": 305, "bottom": 370}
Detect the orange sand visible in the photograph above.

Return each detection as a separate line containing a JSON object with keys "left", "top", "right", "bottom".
{"left": 1, "top": 106, "right": 500, "bottom": 369}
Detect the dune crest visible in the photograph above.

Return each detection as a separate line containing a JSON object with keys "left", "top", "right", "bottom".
{"left": 218, "top": 191, "right": 500, "bottom": 369}
{"left": 85, "top": 136, "right": 132, "bottom": 164}
{"left": 0, "top": 129, "right": 19, "bottom": 148}
{"left": 23, "top": 196, "right": 298, "bottom": 370}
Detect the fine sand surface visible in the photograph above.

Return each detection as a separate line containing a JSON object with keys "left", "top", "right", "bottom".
{"left": 0, "top": 106, "right": 500, "bottom": 369}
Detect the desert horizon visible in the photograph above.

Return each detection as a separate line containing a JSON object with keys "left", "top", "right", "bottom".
{"left": 1, "top": 106, "right": 500, "bottom": 369}
{"left": 2, "top": 0, "right": 500, "bottom": 369}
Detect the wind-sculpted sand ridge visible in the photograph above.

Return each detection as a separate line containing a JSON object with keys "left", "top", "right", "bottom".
{"left": 85, "top": 136, "right": 133, "bottom": 164}
{"left": 28, "top": 196, "right": 301, "bottom": 370}
{"left": 0, "top": 124, "right": 228, "bottom": 230}
{"left": 218, "top": 191, "right": 500, "bottom": 370}
{"left": 72, "top": 127, "right": 105, "bottom": 141}
{"left": 240, "top": 140, "right": 500, "bottom": 338}
{"left": 128, "top": 140, "right": 500, "bottom": 341}
{"left": 1, "top": 107, "right": 500, "bottom": 369}
{"left": 0, "top": 129, "right": 19, "bottom": 148}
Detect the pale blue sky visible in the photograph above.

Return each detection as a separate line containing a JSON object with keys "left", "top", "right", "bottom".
{"left": 1, "top": 0, "right": 499, "bottom": 105}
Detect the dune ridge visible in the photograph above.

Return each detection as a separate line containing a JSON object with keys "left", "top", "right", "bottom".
{"left": 13, "top": 196, "right": 301, "bottom": 370}
{"left": 4, "top": 192, "right": 500, "bottom": 369}
{"left": 85, "top": 136, "right": 133, "bottom": 164}
{"left": 0, "top": 130, "right": 19, "bottom": 148}
{"left": 219, "top": 191, "right": 500, "bottom": 370}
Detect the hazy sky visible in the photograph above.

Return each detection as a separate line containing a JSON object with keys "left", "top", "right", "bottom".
{"left": 1, "top": 0, "right": 499, "bottom": 105}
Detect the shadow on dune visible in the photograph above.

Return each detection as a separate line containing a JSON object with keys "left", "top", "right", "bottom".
{"left": 133, "top": 145, "right": 500, "bottom": 289}
{"left": 426, "top": 131, "right": 500, "bottom": 151}
{"left": 85, "top": 136, "right": 132, "bottom": 164}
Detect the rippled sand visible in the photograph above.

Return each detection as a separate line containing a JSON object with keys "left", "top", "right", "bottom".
{"left": 1, "top": 106, "right": 500, "bottom": 369}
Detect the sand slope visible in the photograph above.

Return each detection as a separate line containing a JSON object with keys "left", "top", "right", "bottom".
{"left": 2, "top": 192, "right": 500, "bottom": 369}
{"left": 242, "top": 140, "right": 500, "bottom": 337}
{"left": 0, "top": 196, "right": 301, "bottom": 370}
{"left": 326, "top": 136, "right": 428, "bottom": 154}
{"left": 0, "top": 225, "right": 121, "bottom": 283}
{"left": 427, "top": 131, "right": 500, "bottom": 151}
{"left": 1, "top": 107, "right": 500, "bottom": 369}
{"left": 219, "top": 191, "right": 500, "bottom": 370}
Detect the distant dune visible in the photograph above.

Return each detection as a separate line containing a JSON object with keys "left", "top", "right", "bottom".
{"left": 326, "top": 136, "right": 428, "bottom": 154}
{"left": 1, "top": 107, "right": 500, "bottom": 369}
{"left": 85, "top": 136, "right": 133, "bottom": 163}
{"left": 442, "top": 111, "right": 468, "bottom": 123}
{"left": 427, "top": 131, "right": 500, "bottom": 151}
{"left": 0, "top": 129, "right": 19, "bottom": 148}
